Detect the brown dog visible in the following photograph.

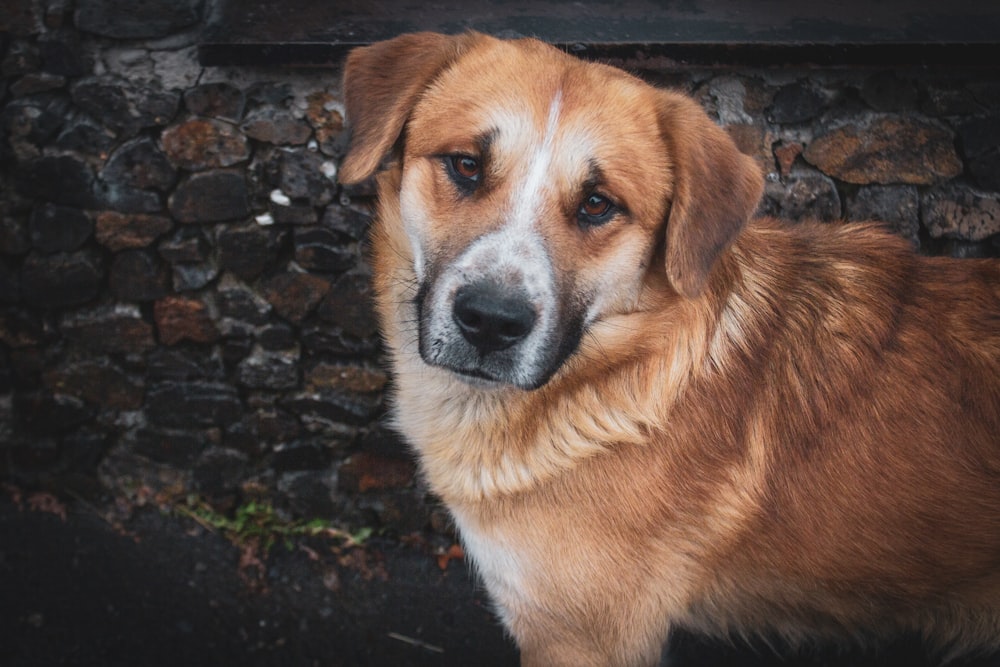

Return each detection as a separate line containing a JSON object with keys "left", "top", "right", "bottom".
{"left": 339, "top": 32, "right": 1000, "bottom": 666}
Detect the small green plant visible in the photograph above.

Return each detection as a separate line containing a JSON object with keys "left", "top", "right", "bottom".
{"left": 177, "top": 496, "right": 372, "bottom": 553}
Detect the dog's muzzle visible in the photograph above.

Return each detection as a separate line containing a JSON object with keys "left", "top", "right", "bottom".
{"left": 453, "top": 281, "right": 537, "bottom": 354}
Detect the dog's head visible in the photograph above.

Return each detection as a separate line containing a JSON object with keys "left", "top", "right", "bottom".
{"left": 340, "top": 32, "right": 762, "bottom": 390}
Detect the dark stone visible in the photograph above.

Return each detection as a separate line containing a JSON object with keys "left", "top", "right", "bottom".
{"left": 271, "top": 438, "right": 332, "bottom": 472}
{"left": 169, "top": 170, "right": 250, "bottom": 223}
{"left": 241, "top": 108, "right": 313, "bottom": 145}
{"left": 71, "top": 75, "right": 179, "bottom": 137}
{"left": 236, "top": 346, "right": 300, "bottom": 390}
{"left": 270, "top": 203, "right": 317, "bottom": 225}
{"left": 44, "top": 359, "right": 143, "bottom": 410}
{"left": 132, "top": 427, "right": 208, "bottom": 466}
{"left": 223, "top": 418, "right": 260, "bottom": 456}
{"left": 278, "top": 149, "right": 336, "bottom": 207}
{"left": 1, "top": 40, "right": 40, "bottom": 78}
{"left": 967, "top": 150, "right": 1000, "bottom": 192}
{"left": 99, "top": 182, "right": 163, "bottom": 214}
{"left": 193, "top": 447, "right": 249, "bottom": 498}
{"left": 153, "top": 296, "right": 220, "bottom": 345}
{"left": 940, "top": 239, "right": 995, "bottom": 259}
{"left": 95, "top": 211, "right": 173, "bottom": 251}
{"left": 257, "top": 323, "right": 296, "bottom": 350}
{"left": 922, "top": 185, "right": 1000, "bottom": 242}
{"left": 2, "top": 94, "right": 72, "bottom": 151}
{"left": 276, "top": 471, "right": 337, "bottom": 518}
{"left": 20, "top": 249, "right": 102, "bottom": 308}
{"left": 760, "top": 169, "right": 841, "bottom": 222}
{"left": 70, "top": 76, "right": 131, "bottom": 133}
{"left": 305, "top": 90, "right": 348, "bottom": 157}
{"left": 281, "top": 389, "right": 382, "bottom": 428}
{"left": 339, "top": 451, "right": 416, "bottom": 494}
{"left": 145, "top": 381, "right": 242, "bottom": 429}
{"left": 184, "top": 83, "right": 245, "bottom": 122}
{"left": 75, "top": 0, "right": 204, "bottom": 39}
{"left": 306, "top": 362, "right": 387, "bottom": 394}
{"left": 956, "top": 115, "right": 1000, "bottom": 159}
{"left": 161, "top": 118, "right": 250, "bottom": 171}
{"left": 860, "top": 72, "right": 918, "bottom": 112}
{"left": 316, "top": 273, "right": 378, "bottom": 339}
{"left": 803, "top": 114, "right": 962, "bottom": 186}
{"left": 245, "top": 82, "right": 293, "bottom": 110}
{"left": 14, "top": 155, "right": 100, "bottom": 208}
{"left": 294, "top": 226, "right": 357, "bottom": 273}
{"left": 261, "top": 272, "right": 331, "bottom": 322}
{"left": 102, "top": 137, "right": 177, "bottom": 192}
{"left": 53, "top": 112, "right": 117, "bottom": 155}
{"left": 171, "top": 261, "right": 218, "bottom": 292}
{"left": 29, "top": 204, "right": 92, "bottom": 253}
{"left": 0, "top": 212, "right": 30, "bottom": 256}
{"left": 158, "top": 228, "right": 209, "bottom": 263}
{"left": 0, "top": 308, "right": 45, "bottom": 348}
{"left": 321, "top": 205, "right": 371, "bottom": 241}
{"left": 60, "top": 304, "right": 155, "bottom": 354}
{"left": 767, "top": 81, "right": 826, "bottom": 124}
{"left": 216, "top": 274, "right": 271, "bottom": 327}
{"left": 846, "top": 185, "right": 919, "bottom": 246}
{"left": 216, "top": 224, "right": 283, "bottom": 279}
{"left": 0, "top": 2, "right": 42, "bottom": 36}
{"left": 9, "top": 72, "right": 65, "bottom": 96}
{"left": 38, "top": 30, "right": 87, "bottom": 78}
{"left": 220, "top": 337, "right": 253, "bottom": 367}
{"left": 921, "top": 82, "right": 984, "bottom": 117}
{"left": 147, "top": 347, "right": 224, "bottom": 382}
{"left": 256, "top": 408, "right": 301, "bottom": 444}
{"left": 110, "top": 249, "right": 170, "bottom": 302}
{"left": 0, "top": 262, "right": 19, "bottom": 304}
{"left": 301, "top": 324, "right": 378, "bottom": 356}
{"left": 16, "top": 391, "right": 93, "bottom": 436}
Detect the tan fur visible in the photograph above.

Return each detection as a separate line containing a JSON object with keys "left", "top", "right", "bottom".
{"left": 340, "top": 32, "right": 1000, "bottom": 666}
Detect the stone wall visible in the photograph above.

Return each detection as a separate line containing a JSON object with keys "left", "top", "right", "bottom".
{"left": 2, "top": 1, "right": 998, "bottom": 534}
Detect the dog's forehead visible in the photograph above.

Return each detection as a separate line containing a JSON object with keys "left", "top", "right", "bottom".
{"left": 408, "top": 39, "right": 662, "bottom": 159}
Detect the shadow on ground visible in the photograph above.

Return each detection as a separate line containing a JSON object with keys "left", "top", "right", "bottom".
{"left": 1, "top": 497, "right": 998, "bottom": 667}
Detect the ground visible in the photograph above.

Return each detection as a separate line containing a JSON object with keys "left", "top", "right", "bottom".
{"left": 1, "top": 494, "right": 999, "bottom": 667}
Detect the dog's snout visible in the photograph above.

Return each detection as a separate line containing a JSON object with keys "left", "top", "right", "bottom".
{"left": 453, "top": 282, "right": 537, "bottom": 353}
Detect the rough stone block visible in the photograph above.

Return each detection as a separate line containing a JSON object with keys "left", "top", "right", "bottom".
{"left": 145, "top": 381, "right": 241, "bottom": 429}
{"left": 110, "top": 249, "right": 170, "bottom": 302}
{"left": 95, "top": 211, "right": 173, "bottom": 251}
{"left": 60, "top": 304, "right": 155, "bottom": 354}
{"left": 294, "top": 226, "right": 357, "bottom": 273}
{"left": 20, "top": 249, "right": 102, "bottom": 308}
{"left": 922, "top": 185, "right": 1000, "bottom": 242}
{"left": 338, "top": 451, "right": 415, "bottom": 494}
{"left": 860, "top": 71, "right": 918, "bottom": 113}
{"left": 320, "top": 205, "right": 371, "bottom": 241}
{"left": 237, "top": 345, "right": 300, "bottom": 390}
{"left": 761, "top": 169, "right": 841, "bottom": 222}
{"left": 281, "top": 389, "right": 382, "bottom": 428}
{"left": 184, "top": 82, "right": 245, "bottom": 122}
{"left": 315, "top": 273, "right": 378, "bottom": 339}
{"left": 803, "top": 114, "right": 962, "bottom": 185}
{"left": 44, "top": 359, "right": 143, "bottom": 410}
{"left": 101, "top": 136, "right": 177, "bottom": 192}
{"left": 846, "top": 185, "right": 919, "bottom": 245}
{"left": 242, "top": 108, "right": 312, "bottom": 145}
{"left": 767, "top": 80, "right": 826, "bottom": 124}
{"left": 261, "top": 272, "right": 331, "bottom": 322}
{"left": 271, "top": 438, "right": 332, "bottom": 472}
{"left": 169, "top": 170, "right": 250, "bottom": 223}
{"left": 132, "top": 426, "right": 210, "bottom": 466}
{"left": 15, "top": 391, "right": 93, "bottom": 436}
{"left": 29, "top": 204, "right": 92, "bottom": 254}
{"left": 216, "top": 224, "right": 283, "bottom": 279}
{"left": 14, "top": 155, "right": 100, "bottom": 208}
{"left": 161, "top": 118, "right": 249, "bottom": 171}
{"left": 153, "top": 295, "right": 219, "bottom": 345}
{"left": 305, "top": 362, "right": 387, "bottom": 394}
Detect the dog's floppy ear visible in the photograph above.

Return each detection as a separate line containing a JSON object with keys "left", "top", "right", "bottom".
{"left": 339, "top": 32, "right": 475, "bottom": 185}
{"left": 656, "top": 91, "right": 764, "bottom": 298}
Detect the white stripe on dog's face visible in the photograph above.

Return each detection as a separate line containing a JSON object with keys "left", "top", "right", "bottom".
{"left": 417, "top": 92, "right": 567, "bottom": 389}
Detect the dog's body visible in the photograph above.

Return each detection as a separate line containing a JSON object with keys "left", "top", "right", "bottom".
{"left": 339, "top": 32, "right": 1000, "bottom": 666}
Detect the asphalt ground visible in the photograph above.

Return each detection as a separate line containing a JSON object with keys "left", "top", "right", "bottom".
{"left": 1, "top": 494, "right": 998, "bottom": 667}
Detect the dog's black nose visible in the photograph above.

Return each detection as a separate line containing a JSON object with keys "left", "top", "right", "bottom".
{"left": 453, "top": 282, "right": 536, "bottom": 353}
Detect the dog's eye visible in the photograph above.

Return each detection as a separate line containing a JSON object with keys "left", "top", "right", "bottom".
{"left": 578, "top": 194, "right": 615, "bottom": 226}
{"left": 446, "top": 155, "right": 482, "bottom": 190}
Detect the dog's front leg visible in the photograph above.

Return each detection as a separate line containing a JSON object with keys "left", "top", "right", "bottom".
{"left": 515, "top": 625, "right": 666, "bottom": 667}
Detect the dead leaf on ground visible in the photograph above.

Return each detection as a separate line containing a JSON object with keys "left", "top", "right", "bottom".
{"left": 436, "top": 543, "right": 464, "bottom": 571}
{"left": 26, "top": 492, "right": 67, "bottom": 521}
